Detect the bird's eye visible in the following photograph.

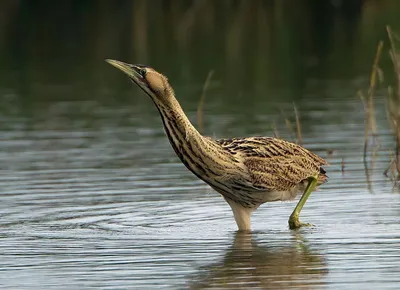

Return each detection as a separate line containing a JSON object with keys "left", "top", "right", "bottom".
{"left": 139, "top": 68, "right": 146, "bottom": 77}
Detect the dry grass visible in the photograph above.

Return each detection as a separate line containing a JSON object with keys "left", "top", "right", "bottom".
{"left": 279, "top": 104, "right": 303, "bottom": 145}
{"left": 195, "top": 70, "right": 304, "bottom": 146}
{"left": 293, "top": 103, "right": 302, "bottom": 145}
{"left": 359, "top": 40, "right": 383, "bottom": 162}
{"left": 272, "top": 121, "right": 280, "bottom": 139}
{"left": 196, "top": 70, "right": 214, "bottom": 134}
{"left": 361, "top": 27, "right": 400, "bottom": 180}
{"left": 385, "top": 26, "right": 400, "bottom": 179}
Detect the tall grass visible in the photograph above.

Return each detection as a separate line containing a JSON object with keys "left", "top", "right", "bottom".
{"left": 196, "top": 70, "right": 214, "bottom": 135}
{"left": 385, "top": 26, "right": 400, "bottom": 179}
{"left": 362, "top": 27, "right": 400, "bottom": 180}
{"left": 360, "top": 41, "right": 383, "bottom": 161}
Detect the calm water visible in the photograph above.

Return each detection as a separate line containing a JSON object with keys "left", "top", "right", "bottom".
{"left": 2, "top": 1, "right": 400, "bottom": 289}
{"left": 1, "top": 84, "right": 400, "bottom": 289}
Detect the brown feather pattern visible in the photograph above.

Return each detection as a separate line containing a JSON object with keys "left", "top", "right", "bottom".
{"left": 156, "top": 98, "right": 328, "bottom": 208}
{"left": 106, "top": 60, "right": 328, "bottom": 230}
{"left": 212, "top": 137, "right": 328, "bottom": 207}
{"left": 217, "top": 137, "right": 327, "bottom": 190}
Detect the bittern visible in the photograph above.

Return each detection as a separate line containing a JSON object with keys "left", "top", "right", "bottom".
{"left": 106, "top": 59, "right": 328, "bottom": 231}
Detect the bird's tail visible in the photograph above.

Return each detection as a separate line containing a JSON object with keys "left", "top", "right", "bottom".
{"left": 317, "top": 167, "right": 328, "bottom": 186}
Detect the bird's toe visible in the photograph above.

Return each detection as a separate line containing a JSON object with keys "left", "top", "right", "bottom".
{"left": 288, "top": 215, "right": 314, "bottom": 230}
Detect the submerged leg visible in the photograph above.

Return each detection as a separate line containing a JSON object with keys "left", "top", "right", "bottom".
{"left": 288, "top": 175, "right": 318, "bottom": 230}
{"left": 225, "top": 198, "right": 254, "bottom": 232}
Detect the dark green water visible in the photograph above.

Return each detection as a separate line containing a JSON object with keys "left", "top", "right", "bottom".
{"left": 1, "top": 1, "right": 400, "bottom": 289}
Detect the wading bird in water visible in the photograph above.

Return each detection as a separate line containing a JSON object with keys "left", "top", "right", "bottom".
{"left": 106, "top": 59, "right": 328, "bottom": 231}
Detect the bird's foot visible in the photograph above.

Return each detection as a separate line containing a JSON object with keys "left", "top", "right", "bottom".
{"left": 288, "top": 214, "right": 313, "bottom": 230}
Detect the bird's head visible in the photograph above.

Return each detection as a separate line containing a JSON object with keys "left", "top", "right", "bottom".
{"left": 106, "top": 59, "right": 173, "bottom": 105}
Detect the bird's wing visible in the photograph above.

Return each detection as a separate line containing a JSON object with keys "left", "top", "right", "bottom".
{"left": 215, "top": 137, "right": 327, "bottom": 192}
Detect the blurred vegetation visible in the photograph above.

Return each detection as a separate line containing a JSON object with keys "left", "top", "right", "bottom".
{"left": 0, "top": 0, "right": 400, "bottom": 107}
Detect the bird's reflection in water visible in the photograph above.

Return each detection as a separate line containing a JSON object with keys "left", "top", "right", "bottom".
{"left": 189, "top": 231, "right": 328, "bottom": 289}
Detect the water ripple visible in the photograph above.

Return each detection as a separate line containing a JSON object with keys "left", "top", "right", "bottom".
{"left": 1, "top": 98, "right": 400, "bottom": 289}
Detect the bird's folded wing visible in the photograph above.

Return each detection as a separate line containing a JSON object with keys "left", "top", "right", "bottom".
{"left": 243, "top": 156, "right": 320, "bottom": 191}
{"left": 216, "top": 137, "right": 327, "bottom": 192}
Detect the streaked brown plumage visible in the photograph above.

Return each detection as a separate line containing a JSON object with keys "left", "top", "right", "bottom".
{"left": 106, "top": 59, "right": 328, "bottom": 231}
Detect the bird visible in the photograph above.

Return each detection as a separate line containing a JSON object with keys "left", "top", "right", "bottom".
{"left": 106, "top": 59, "right": 328, "bottom": 231}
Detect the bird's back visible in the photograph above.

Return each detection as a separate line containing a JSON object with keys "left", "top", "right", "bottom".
{"left": 215, "top": 137, "right": 327, "bottom": 202}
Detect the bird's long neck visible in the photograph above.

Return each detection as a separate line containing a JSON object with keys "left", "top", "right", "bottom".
{"left": 153, "top": 94, "right": 233, "bottom": 180}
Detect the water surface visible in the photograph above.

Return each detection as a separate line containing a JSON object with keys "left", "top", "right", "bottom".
{"left": 1, "top": 87, "right": 400, "bottom": 289}
{"left": 1, "top": 1, "right": 400, "bottom": 289}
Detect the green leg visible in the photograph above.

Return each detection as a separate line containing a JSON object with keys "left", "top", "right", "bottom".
{"left": 288, "top": 175, "right": 318, "bottom": 230}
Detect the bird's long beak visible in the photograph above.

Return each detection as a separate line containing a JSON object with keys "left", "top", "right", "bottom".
{"left": 105, "top": 59, "right": 145, "bottom": 86}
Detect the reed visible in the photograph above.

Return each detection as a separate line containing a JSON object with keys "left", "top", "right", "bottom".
{"left": 360, "top": 41, "right": 383, "bottom": 161}
{"left": 386, "top": 26, "right": 400, "bottom": 178}
{"left": 272, "top": 121, "right": 280, "bottom": 139}
{"left": 196, "top": 70, "right": 214, "bottom": 134}
{"left": 293, "top": 103, "right": 303, "bottom": 145}
{"left": 280, "top": 104, "right": 303, "bottom": 145}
